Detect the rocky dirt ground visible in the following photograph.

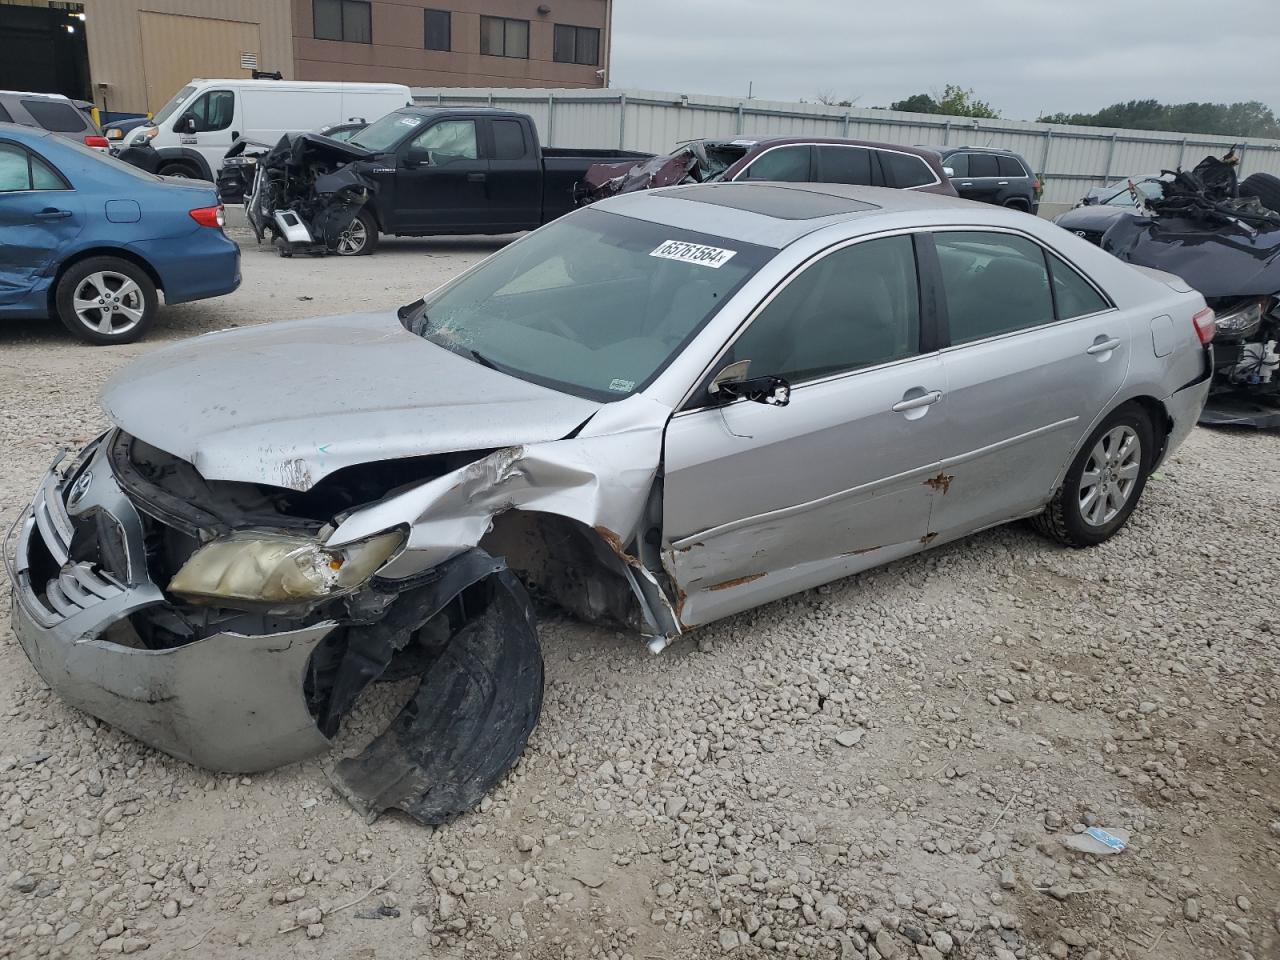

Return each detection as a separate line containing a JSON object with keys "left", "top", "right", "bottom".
{"left": 0, "top": 226, "right": 1277, "bottom": 960}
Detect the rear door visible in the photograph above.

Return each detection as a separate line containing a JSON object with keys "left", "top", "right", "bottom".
{"left": 391, "top": 117, "right": 490, "bottom": 232}
{"left": 662, "top": 233, "right": 947, "bottom": 627}
{"left": 953, "top": 152, "right": 1002, "bottom": 204}
{"left": 481, "top": 117, "right": 540, "bottom": 231}
{"left": 926, "top": 229, "right": 1127, "bottom": 539}
{"left": 0, "top": 140, "right": 83, "bottom": 307}
{"left": 812, "top": 145, "right": 881, "bottom": 187}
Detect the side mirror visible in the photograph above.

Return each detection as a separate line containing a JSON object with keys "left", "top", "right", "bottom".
{"left": 708, "top": 360, "right": 791, "bottom": 407}
{"left": 404, "top": 146, "right": 432, "bottom": 167}
{"left": 1081, "top": 196, "right": 1099, "bottom": 206}
{"left": 181, "top": 116, "right": 197, "bottom": 134}
{"left": 943, "top": 166, "right": 955, "bottom": 177}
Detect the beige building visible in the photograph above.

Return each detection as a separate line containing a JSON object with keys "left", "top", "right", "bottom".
{"left": 77, "top": 0, "right": 610, "bottom": 114}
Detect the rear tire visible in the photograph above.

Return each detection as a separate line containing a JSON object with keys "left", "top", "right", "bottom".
{"left": 1003, "top": 198, "right": 1030, "bottom": 212}
{"left": 54, "top": 257, "right": 158, "bottom": 346}
{"left": 1032, "top": 404, "right": 1154, "bottom": 547}
{"left": 1239, "top": 173, "right": 1280, "bottom": 214}
{"left": 158, "top": 161, "right": 202, "bottom": 180}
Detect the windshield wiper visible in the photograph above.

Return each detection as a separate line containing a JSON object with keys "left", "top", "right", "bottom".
{"left": 461, "top": 347, "right": 499, "bottom": 371}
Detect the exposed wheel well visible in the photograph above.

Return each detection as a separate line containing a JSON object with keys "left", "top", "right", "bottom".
{"left": 1127, "top": 394, "right": 1173, "bottom": 464}
{"left": 1003, "top": 197, "right": 1030, "bottom": 211}
{"left": 48, "top": 248, "right": 164, "bottom": 312}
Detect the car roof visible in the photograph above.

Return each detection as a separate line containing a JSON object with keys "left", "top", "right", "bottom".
{"left": 929, "top": 144, "right": 1026, "bottom": 158}
{"left": 394, "top": 106, "right": 527, "bottom": 120}
{"left": 730, "top": 137, "right": 942, "bottom": 159}
{"left": 597, "top": 181, "right": 983, "bottom": 248}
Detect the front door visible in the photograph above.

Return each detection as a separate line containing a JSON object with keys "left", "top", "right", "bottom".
{"left": 173, "top": 88, "right": 236, "bottom": 177}
{"left": 662, "top": 233, "right": 948, "bottom": 628}
{"left": 953, "top": 152, "right": 1002, "bottom": 204}
{"left": 927, "top": 230, "right": 1128, "bottom": 539}
{"left": 392, "top": 118, "right": 491, "bottom": 233}
{"left": 0, "top": 140, "right": 83, "bottom": 309}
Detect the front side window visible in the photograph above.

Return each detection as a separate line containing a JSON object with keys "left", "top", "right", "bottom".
{"left": 0, "top": 143, "right": 66, "bottom": 192}
{"left": 739, "top": 146, "right": 811, "bottom": 182}
{"left": 729, "top": 235, "right": 921, "bottom": 384}
{"left": 407, "top": 209, "right": 771, "bottom": 401}
{"left": 880, "top": 151, "right": 936, "bottom": 188}
{"left": 408, "top": 120, "right": 477, "bottom": 162}
{"left": 815, "top": 146, "right": 873, "bottom": 186}
{"left": 480, "top": 16, "right": 529, "bottom": 58}
{"left": 967, "top": 153, "right": 999, "bottom": 177}
{"left": 424, "top": 9, "right": 450, "bottom": 50}
{"left": 314, "top": 0, "right": 372, "bottom": 43}
{"left": 944, "top": 153, "right": 967, "bottom": 177}
{"left": 997, "top": 155, "right": 1027, "bottom": 177}
{"left": 21, "top": 99, "right": 86, "bottom": 133}
{"left": 0, "top": 103, "right": 12, "bottom": 123}
{"left": 935, "top": 231, "right": 1053, "bottom": 344}
{"left": 178, "top": 90, "right": 234, "bottom": 133}
{"left": 553, "top": 24, "right": 600, "bottom": 65}
{"left": 1048, "top": 252, "right": 1110, "bottom": 319}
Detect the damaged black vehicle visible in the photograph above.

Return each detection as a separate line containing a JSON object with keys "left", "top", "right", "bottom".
{"left": 1103, "top": 152, "right": 1280, "bottom": 428}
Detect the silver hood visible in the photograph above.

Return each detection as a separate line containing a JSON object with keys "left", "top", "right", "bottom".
{"left": 100, "top": 312, "right": 601, "bottom": 490}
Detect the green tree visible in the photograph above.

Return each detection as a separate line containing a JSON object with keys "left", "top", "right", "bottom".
{"left": 1038, "top": 99, "right": 1280, "bottom": 138}
{"left": 888, "top": 85, "right": 999, "bottom": 119}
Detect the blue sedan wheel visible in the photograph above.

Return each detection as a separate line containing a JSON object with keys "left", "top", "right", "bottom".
{"left": 55, "top": 257, "right": 159, "bottom": 345}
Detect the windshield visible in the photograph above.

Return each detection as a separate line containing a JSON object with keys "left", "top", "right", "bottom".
{"left": 350, "top": 112, "right": 422, "bottom": 152}
{"left": 1102, "top": 178, "right": 1163, "bottom": 206}
{"left": 152, "top": 85, "right": 196, "bottom": 126}
{"left": 405, "top": 209, "right": 773, "bottom": 401}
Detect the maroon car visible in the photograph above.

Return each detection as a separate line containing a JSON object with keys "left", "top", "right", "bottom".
{"left": 578, "top": 137, "right": 958, "bottom": 204}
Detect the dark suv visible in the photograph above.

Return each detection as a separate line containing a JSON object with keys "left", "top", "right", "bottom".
{"left": 932, "top": 146, "right": 1040, "bottom": 213}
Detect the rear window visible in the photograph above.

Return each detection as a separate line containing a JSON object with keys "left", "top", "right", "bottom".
{"left": 492, "top": 119, "right": 526, "bottom": 160}
{"left": 997, "top": 155, "right": 1027, "bottom": 177}
{"left": 879, "top": 150, "right": 936, "bottom": 188}
{"left": 967, "top": 154, "right": 999, "bottom": 177}
{"left": 21, "top": 99, "right": 87, "bottom": 133}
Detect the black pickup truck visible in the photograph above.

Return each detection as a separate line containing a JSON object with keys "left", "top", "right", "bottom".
{"left": 239, "top": 107, "right": 651, "bottom": 255}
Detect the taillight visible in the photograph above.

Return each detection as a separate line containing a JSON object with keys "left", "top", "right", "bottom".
{"left": 190, "top": 205, "right": 225, "bottom": 228}
{"left": 84, "top": 135, "right": 109, "bottom": 149}
{"left": 1192, "top": 307, "right": 1216, "bottom": 345}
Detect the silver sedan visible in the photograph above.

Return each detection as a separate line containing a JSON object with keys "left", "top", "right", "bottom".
{"left": 7, "top": 182, "right": 1213, "bottom": 824}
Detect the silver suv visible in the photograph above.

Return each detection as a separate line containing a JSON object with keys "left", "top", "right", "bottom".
{"left": 0, "top": 91, "right": 106, "bottom": 150}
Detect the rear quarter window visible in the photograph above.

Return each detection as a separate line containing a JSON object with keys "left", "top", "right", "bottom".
{"left": 997, "top": 155, "right": 1027, "bottom": 177}
{"left": 21, "top": 99, "right": 88, "bottom": 133}
{"left": 879, "top": 150, "right": 936, "bottom": 188}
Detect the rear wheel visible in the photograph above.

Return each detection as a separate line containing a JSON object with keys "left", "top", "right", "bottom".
{"left": 1003, "top": 197, "right": 1030, "bottom": 212}
{"left": 1032, "top": 404, "right": 1155, "bottom": 547}
{"left": 334, "top": 209, "right": 379, "bottom": 256}
{"left": 158, "top": 161, "right": 201, "bottom": 180}
{"left": 55, "top": 257, "right": 158, "bottom": 345}
{"left": 1240, "top": 172, "right": 1280, "bottom": 214}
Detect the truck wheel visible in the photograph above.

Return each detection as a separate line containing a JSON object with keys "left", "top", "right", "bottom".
{"left": 157, "top": 161, "right": 201, "bottom": 180}
{"left": 1240, "top": 173, "right": 1280, "bottom": 214}
{"left": 55, "top": 257, "right": 159, "bottom": 346}
{"left": 334, "top": 210, "right": 379, "bottom": 256}
{"left": 1031, "top": 404, "right": 1154, "bottom": 548}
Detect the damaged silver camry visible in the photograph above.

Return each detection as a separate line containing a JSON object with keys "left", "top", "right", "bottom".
{"left": 6, "top": 183, "right": 1212, "bottom": 824}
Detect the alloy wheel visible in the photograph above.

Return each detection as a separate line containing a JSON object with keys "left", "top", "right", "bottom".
{"left": 336, "top": 218, "right": 367, "bottom": 255}
{"left": 71, "top": 271, "right": 146, "bottom": 337}
{"left": 1078, "top": 425, "right": 1141, "bottom": 527}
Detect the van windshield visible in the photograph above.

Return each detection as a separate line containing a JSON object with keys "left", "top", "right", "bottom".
{"left": 403, "top": 209, "right": 773, "bottom": 401}
{"left": 349, "top": 112, "right": 422, "bottom": 152}
{"left": 153, "top": 86, "right": 196, "bottom": 125}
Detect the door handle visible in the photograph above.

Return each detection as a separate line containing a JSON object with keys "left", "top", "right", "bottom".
{"left": 466, "top": 172, "right": 487, "bottom": 183}
{"left": 997, "top": 180, "right": 1009, "bottom": 185}
{"left": 891, "top": 390, "right": 942, "bottom": 413}
{"left": 1086, "top": 336, "right": 1122, "bottom": 355}
{"left": 960, "top": 181, "right": 973, "bottom": 187}
{"left": 34, "top": 208, "right": 72, "bottom": 220}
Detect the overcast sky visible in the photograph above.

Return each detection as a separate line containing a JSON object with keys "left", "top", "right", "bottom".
{"left": 609, "top": 0, "right": 1280, "bottom": 120}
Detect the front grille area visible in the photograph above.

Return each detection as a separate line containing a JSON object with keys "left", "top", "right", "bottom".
{"left": 21, "top": 478, "right": 125, "bottom": 626}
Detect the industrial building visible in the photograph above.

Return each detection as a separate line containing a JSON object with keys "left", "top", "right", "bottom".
{"left": 0, "top": 0, "right": 611, "bottom": 115}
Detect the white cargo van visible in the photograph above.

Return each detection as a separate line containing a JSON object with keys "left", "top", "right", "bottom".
{"left": 126, "top": 79, "right": 411, "bottom": 180}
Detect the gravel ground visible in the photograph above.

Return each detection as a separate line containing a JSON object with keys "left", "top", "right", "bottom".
{"left": 0, "top": 227, "right": 1277, "bottom": 960}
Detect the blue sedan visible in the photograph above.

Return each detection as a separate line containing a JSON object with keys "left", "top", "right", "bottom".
{"left": 0, "top": 123, "right": 240, "bottom": 344}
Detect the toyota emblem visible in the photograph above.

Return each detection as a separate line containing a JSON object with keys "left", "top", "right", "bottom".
{"left": 67, "top": 471, "right": 92, "bottom": 508}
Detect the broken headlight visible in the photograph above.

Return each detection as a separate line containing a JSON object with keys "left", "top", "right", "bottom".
{"left": 1213, "top": 298, "right": 1267, "bottom": 339}
{"left": 167, "top": 529, "right": 405, "bottom": 605}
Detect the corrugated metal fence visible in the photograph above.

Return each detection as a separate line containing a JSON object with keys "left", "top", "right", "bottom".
{"left": 411, "top": 86, "right": 1280, "bottom": 207}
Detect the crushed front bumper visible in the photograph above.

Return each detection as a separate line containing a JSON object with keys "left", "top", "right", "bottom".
{"left": 4, "top": 439, "right": 332, "bottom": 771}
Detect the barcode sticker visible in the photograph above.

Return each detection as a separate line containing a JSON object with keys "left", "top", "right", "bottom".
{"left": 650, "top": 240, "right": 737, "bottom": 269}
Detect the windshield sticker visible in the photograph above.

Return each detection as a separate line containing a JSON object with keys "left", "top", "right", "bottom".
{"left": 608, "top": 378, "right": 635, "bottom": 393}
{"left": 397, "top": 116, "right": 423, "bottom": 127}
{"left": 650, "top": 240, "right": 737, "bottom": 269}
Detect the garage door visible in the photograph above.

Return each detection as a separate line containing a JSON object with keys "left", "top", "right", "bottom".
{"left": 139, "top": 12, "right": 260, "bottom": 113}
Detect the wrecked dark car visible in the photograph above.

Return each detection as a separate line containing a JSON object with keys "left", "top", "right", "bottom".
{"left": 238, "top": 107, "right": 649, "bottom": 256}
{"left": 7, "top": 183, "right": 1211, "bottom": 824}
{"left": 577, "top": 136, "right": 957, "bottom": 205}
{"left": 1103, "top": 153, "right": 1280, "bottom": 427}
